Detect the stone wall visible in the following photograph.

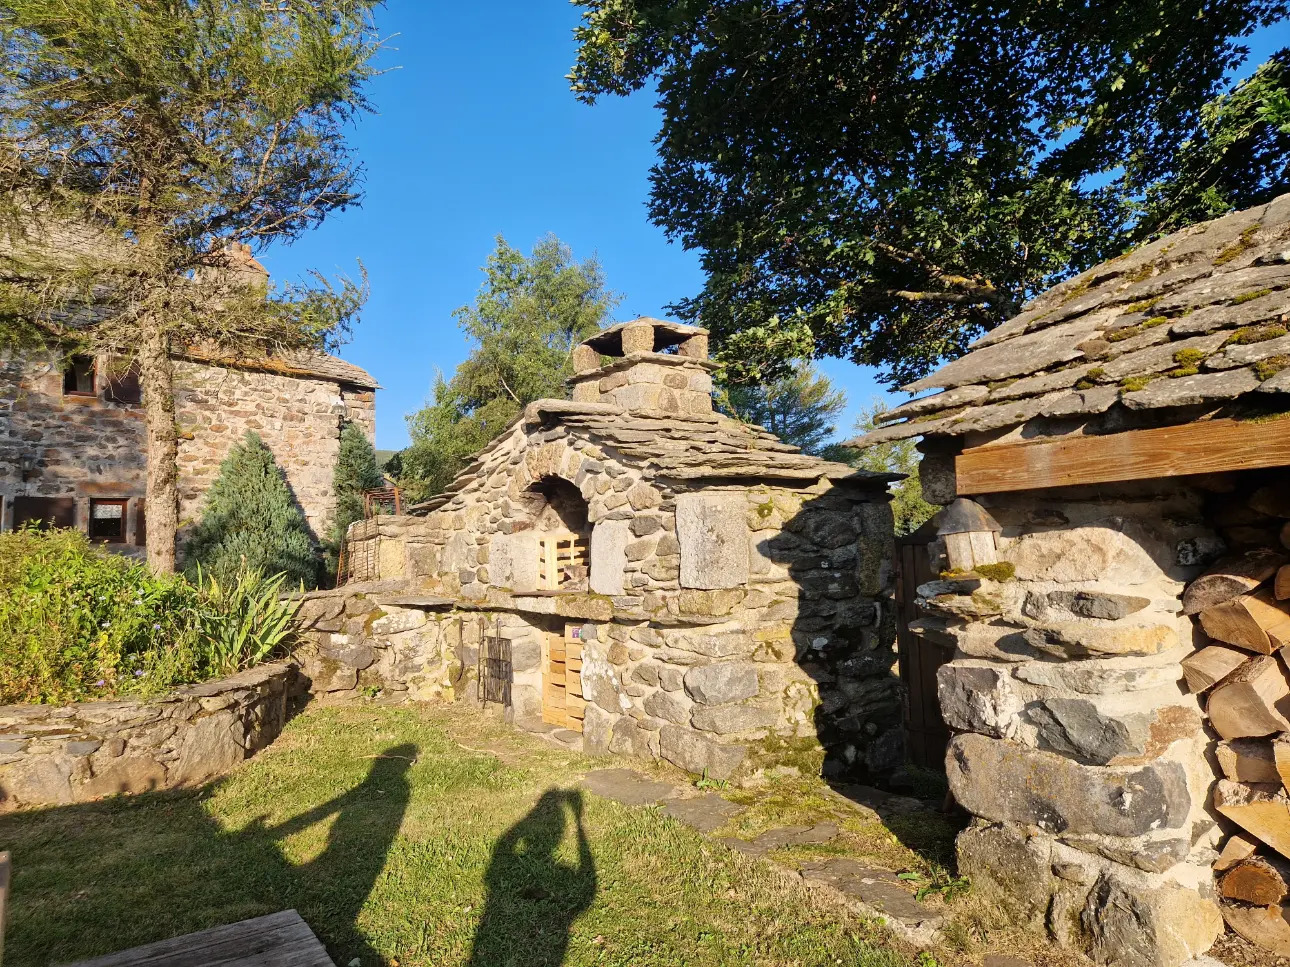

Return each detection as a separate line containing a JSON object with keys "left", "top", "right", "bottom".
{"left": 0, "top": 664, "right": 293, "bottom": 812}
{"left": 924, "top": 482, "right": 1226, "bottom": 967}
{"left": 0, "top": 351, "right": 376, "bottom": 552}
{"left": 333, "top": 415, "right": 900, "bottom": 781}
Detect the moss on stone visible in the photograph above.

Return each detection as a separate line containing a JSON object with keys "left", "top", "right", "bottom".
{"left": 972, "top": 562, "right": 1016, "bottom": 582}
{"left": 1232, "top": 288, "right": 1273, "bottom": 305}
{"left": 1119, "top": 374, "right": 1159, "bottom": 392}
{"left": 1214, "top": 226, "right": 1259, "bottom": 266}
{"left": 1143, "top": 315, "right": 1169, "bottom": 328}
{"left": 1254, "top": 355, "right": 1290, "bottom": 381}
{"left": 1226, "top": 324, "right": 1289, "bottom": 346}
{"left": 1125, "top": 296, "right": 1162, "bottom": 313}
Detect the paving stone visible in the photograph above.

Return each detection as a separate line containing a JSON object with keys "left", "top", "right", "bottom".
{"left": 661, "top": 793, "right": 745, "bottom": 832}
{"left": 749, "top": 822, "right": 840, "bottom": 851}
{"left": 798, "top": 857, "right": 943, "bottom": 933}
{"left": 581, "top": 768, "right": 679, "bottom": 807}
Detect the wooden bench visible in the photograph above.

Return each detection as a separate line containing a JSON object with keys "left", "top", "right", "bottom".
{"left": 64, "top": 910, "right": 335, "bottom": 967}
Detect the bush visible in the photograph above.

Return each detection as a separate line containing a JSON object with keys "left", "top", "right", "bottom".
{"left": 0, "top": 528, "right": 300, "bottom": 705}
{"left": 184, "top": 431, "right": 319, "bottom": 589}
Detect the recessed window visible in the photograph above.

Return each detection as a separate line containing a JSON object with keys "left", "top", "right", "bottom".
{"left": 62, "top": 355, "right": 96, "bottom": 396}
{"left": 103, "top": 361, "right": 142, "bottom": 404}
{"left": 89, "top": 498, "right": 128, "bottom": 543}
{"left": 12, "top": 496, "right": 76, "bottom": 530}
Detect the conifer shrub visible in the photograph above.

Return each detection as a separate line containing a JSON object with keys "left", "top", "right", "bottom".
{"left": 326, "top": 421, "right": 382, "bottom": 577}
{"left": 184, "top": 431, "right": 319, "bottom": 588}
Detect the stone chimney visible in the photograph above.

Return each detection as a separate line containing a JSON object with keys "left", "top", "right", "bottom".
{"left": 195, "top": 241, "right": 270, "bottom": 291}
{"left": 568, "top": 317, "right": 715, "bottom": 418}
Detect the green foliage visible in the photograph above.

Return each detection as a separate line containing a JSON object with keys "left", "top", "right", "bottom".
{"left": 824, "top": 402, "right": 937, "bottom": 536}
{"left": 570, "top": 1, "right": 1290, "bottom": 386}
{"left": 0, "top": 529, "right": 296, "bottom": 704}
{"left": 1255, "top": 355, "right": 1290, "bottom": 380}
{"left": 401, "top": 235, "right": 619, "bottom": 500}
{"left": 719, "top": 362, "right": 846, "bottom": 455}
{"left": 326, "top": 422, "right": 382, "bottom": 575}
{"left": 184, "top": 432, "right": 319, "bottom": 588}
{"left": 190, "top": 567, "right": 300, "bottom": 680}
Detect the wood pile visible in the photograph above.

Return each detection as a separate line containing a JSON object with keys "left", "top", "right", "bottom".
{"left": 1181, "top": 493, "right": 1290, "bottom": 955}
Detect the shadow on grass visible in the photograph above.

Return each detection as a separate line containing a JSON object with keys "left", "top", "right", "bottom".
{"left": 0, "top": 744, "right": 416, "bottom": 967}
{"left": 466, "top": 789, "right": 596, "bottom": 967}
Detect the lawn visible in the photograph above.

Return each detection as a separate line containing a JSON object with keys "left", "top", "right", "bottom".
{"left": 0, "top": 703, "right": 917, "bottom": 967}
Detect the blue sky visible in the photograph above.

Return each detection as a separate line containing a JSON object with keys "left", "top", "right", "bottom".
{"left": 261, "top": 3, "right": 1286, "bottom": 452}
{"left": 260, "top": 1, "right": 888, "bottom": 450}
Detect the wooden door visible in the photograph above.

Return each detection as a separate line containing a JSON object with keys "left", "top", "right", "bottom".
{"left": 543, "top": 624, "right": 586, "bottom": 732}
{"left": 895, "top": 523, "right": 951, "bottom": 770}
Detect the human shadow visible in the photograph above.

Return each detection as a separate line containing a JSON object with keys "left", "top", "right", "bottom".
{"left": 465, "top": 789, "right": 596, "bottom": 967}
{"left": 0, "top": 743, "right": 417, "bottom": 967}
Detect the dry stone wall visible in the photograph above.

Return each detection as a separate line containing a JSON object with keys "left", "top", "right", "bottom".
{"left": 334, "top": 416, "right": 900, "bottom": 781}
{"left": 925, "top": 483, "right": 1227, "bottom": 967}
{"left": 0, "top": 664, "right": 292, "bottom": 811}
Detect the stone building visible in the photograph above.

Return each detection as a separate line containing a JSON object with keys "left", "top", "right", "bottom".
{"left": 0, "top": 246, "right": 377, "bottom": 555}
{"left": 309, "top": 317, "right": 901, "bottom": 781}
{"left": 848, "top": 193, "right": 1290, "bottom": 966}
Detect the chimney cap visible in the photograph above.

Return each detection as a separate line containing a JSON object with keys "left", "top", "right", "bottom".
{"left": 581, "top": 316, "right": 706, "bottom": 356}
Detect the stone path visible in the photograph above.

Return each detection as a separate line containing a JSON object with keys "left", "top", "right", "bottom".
{"left": 575, "top": 765, "right": 947, "bottom": 946}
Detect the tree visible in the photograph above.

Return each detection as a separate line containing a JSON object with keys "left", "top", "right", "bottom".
{"left": 824, "top": 404, "right": 937, "bottom": 537}
{"left": 720, "top": 362, "right": 845, "bottom": 455}
{"left": 401, "top": 235, "right": 619, "bottom": 500}
{"left": 326, "top": 421, "right": 383, "bottom": 577}
{"left": 570, "top": 1, "right": 1290, "bottom": 387}
{"left": 183, "top": 432, "right": 318, "bottom": 588}
{"left": 0, "top": 0, "right": 378, "bottom": 572}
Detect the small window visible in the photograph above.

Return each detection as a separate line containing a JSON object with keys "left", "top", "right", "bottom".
{"left": 89, "top": 498, "right": 128, "bottom": 543}
{"left": 104, "top": 361, "right": 142, "bottom": 404}
{"left": 62, "top": 355, "right": 96, "bottom": 396}
{"left": 12, "top": 496, "right": 76, "bottom": 530}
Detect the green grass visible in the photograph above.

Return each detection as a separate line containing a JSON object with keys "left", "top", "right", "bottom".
{"left": 0, "top": 704, "right": 913, "bottom": 967}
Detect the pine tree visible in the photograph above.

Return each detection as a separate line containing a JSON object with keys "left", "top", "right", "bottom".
{"left": 184, "top": 432, "right": 318, "bottom": 588}
{"left": 326, "top": 421, "right": 382, "bottom": 574}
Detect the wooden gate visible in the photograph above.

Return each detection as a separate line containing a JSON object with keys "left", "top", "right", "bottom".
{"left": 894, "top": 522, "right": 951, "bottom": 770}
{"left": 543, "top": 623, "right": 586, "bottom": 732}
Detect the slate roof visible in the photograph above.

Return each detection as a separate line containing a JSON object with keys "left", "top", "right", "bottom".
{"left": 847, "top": 193, "right": 1290, "bottom": 447}
{"left": 180, "top": 345, "right": 379, "bottom": 389}
{"left": 412, "top": 399, "right": 895, "bottom": 514}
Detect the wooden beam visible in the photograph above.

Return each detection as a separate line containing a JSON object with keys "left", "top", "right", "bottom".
{"left": 956, "top": 416, "right": 1290, "bottom": 495}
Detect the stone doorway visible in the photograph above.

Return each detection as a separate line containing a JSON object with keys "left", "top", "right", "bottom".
{"left": 542, "top": 622, "right": 586, "bottom": 732}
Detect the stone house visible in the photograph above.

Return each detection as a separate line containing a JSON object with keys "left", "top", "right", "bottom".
{"left": 0, "top": 245, "right": 377, "bottom": 556}
{"left": 306, "top": 317, "right": 901, "bottom": 781}
{"left": 847, "top": 193, "right": 1290, "bottom": 966}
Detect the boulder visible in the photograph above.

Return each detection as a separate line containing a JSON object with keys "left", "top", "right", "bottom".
{"left": 659, "top": 726, "right": 746, "bottom": 779}
{"left": 946, "top": 734, "right": 1191, "bottom": 837}
{"left": 676, "top": 492, "right": 750, "bottom": 590}
{"left": 1043, "top": 590, "right": 1153, "bottom": 621}
{"left": 690, "top": 705, "right": 777, "bottom": 735}
{"left": 956, "top": 823, "right": 1054, "bottom": 927}
{"left": 642, "top": 690, "right": 692, "bottom": 725}
{"left": 684, "top": 662, "right": 759, "bottom": 706}
{"left": 1007, "top": 522, "right": 1167, "bottom": 584}
{"left": 1082, "top": 872, "right": 1222, "bottom": 967}
{"left": 937, "top": 661, "right": 1023, "bottom": 738}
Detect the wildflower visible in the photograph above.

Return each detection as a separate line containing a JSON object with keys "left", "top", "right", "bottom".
{"left": 153, "top": 623, "right": 161, "bottom": 631}
{"left": 134, "top": 670, "right": 145, "bottom": 678}
{"left": 95, "top": 679, "right": 106, "bottom": 687}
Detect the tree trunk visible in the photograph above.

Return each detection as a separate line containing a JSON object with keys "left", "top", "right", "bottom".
{"left": 139, "top": 325, "right": 179, "bottom": 574}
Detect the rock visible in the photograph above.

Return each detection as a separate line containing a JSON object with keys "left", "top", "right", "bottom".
{"left": 642, "top": 690, "right": 692, "bottom": 725}
{"left": 1013, "top": 652, "right": 1187, "bottom": 694}
{"left": 319, "top": 637, "right": 376, "bottom": 670}
{"left": 659, "top": 726, "right": 746, "bottom": 779}
{"left": 369, "top": 609, "right": 427, "bottom": 636}
{"left": 956, "top": 823, "right": 1054, "bottom": 927}
{"left": 83, "top": 756, "right": 167, "bottom": 799}
{"left": 690, "top": 705, "right": 777, "bottom": 734}
{"left": 662, "top": 793, "right": 745, "bottom": 832}
{"left": 1058, "top": 832, "right": 1191, "bottom": 874}
{"left": 510, "top": 638, "right": 542, "bottom": 674}
{"left": 581, "top": 703, "right": 613, "bottom": 756}
{"left": 608, "top": 718, "right": 658, "bottom": 759}
{"left": 663, "top": 631, "right": 753, "bottom": 659}
{"left": 1082, "top": 872, "right": 1222, "bottom": 967}
{"left": 1044, "top": 590, "right": 1152, "bottom": 621}
{"left": 1018, "top": 622, "right": 1179, "bottom": 658}
{"left": 169, "top": 710, "right": 243, "bottom": 786}
{"left": 581, "top": 768, "right": 675, "bottom": 805}
{"left": 658, "top": 666, "right": 684, "bottom": 691}
{"left": 581, "top": 662, "right": 626, "bottom": 713}
{"left": 1007, "top": 522, "right": 1166, "bottom": 584}
{"left": 1025, "top": 698, "right": 1146, "bottom": 765}
{"left": 590, "top": 518, "right": 630, "bottom": 595}
{"left": 684, "top": 662, "right": 759, "bottom": 706}
{"left": 64, "top": 739, "right": 103, "bottom": 757}
{"left": 676, "top": 492, "right": 750, "bottom": 590}
{"left": 937, "top": 661, "right": 1022, "bottom": 738}
{"left": 946, "top": 734, "right": 1191, "bottom": 837}
{"left": 0, "top": 755, "right": 74, "bottom": 808}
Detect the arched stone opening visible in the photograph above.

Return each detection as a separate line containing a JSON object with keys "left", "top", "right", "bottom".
{"left": 517, "top": 476, "right": 591, "bottom": 592}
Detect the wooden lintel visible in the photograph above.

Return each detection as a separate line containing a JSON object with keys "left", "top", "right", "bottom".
{"left": 956, "top": 416, "right": 1290, "bottom": 495}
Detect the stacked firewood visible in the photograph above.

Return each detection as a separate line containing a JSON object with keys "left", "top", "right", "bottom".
{"left": 1181, "top": 484, "right": 1290, "bottom": 954}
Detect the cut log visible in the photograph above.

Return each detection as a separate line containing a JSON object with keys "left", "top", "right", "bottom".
{"left": 1278, "top": 565, "right": 1290, "bottom": 601}
{"left": 1218, "top": 738, "right": 1281, "bottom": 783}
{"left": 1222, "top": 902, "right": 1290, "bottom": 956}
{"left": 1222, "top": 855, "right": 1290, "bottom": 905}
{"left": 1252, "top": 485, "right": 1290, "bottom": 519}
{"left": 1207, "top": 656, "right": 1290, "bottom": 739}
{"left": 1274, "top": 734, "right": 1290, "bottom": 794}
{"left": 1200, "top": 589, "right": 1290, "bottom": 654}
{"left": 1184, "top": 548, "right": 1287, "bottom": 615}
{"left": 1215, "top": 832, "right": 1261, "bottom": 872}
{"left": 1182, "top": 644, "right": 1251, "bottom": 693}
{"left": 1215, "top": 780, "right": 1290, "bottom": 860}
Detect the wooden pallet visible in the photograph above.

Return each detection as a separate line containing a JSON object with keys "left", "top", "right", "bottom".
{"left": 542, "top": 626, "right": 585, "bottom": 732}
